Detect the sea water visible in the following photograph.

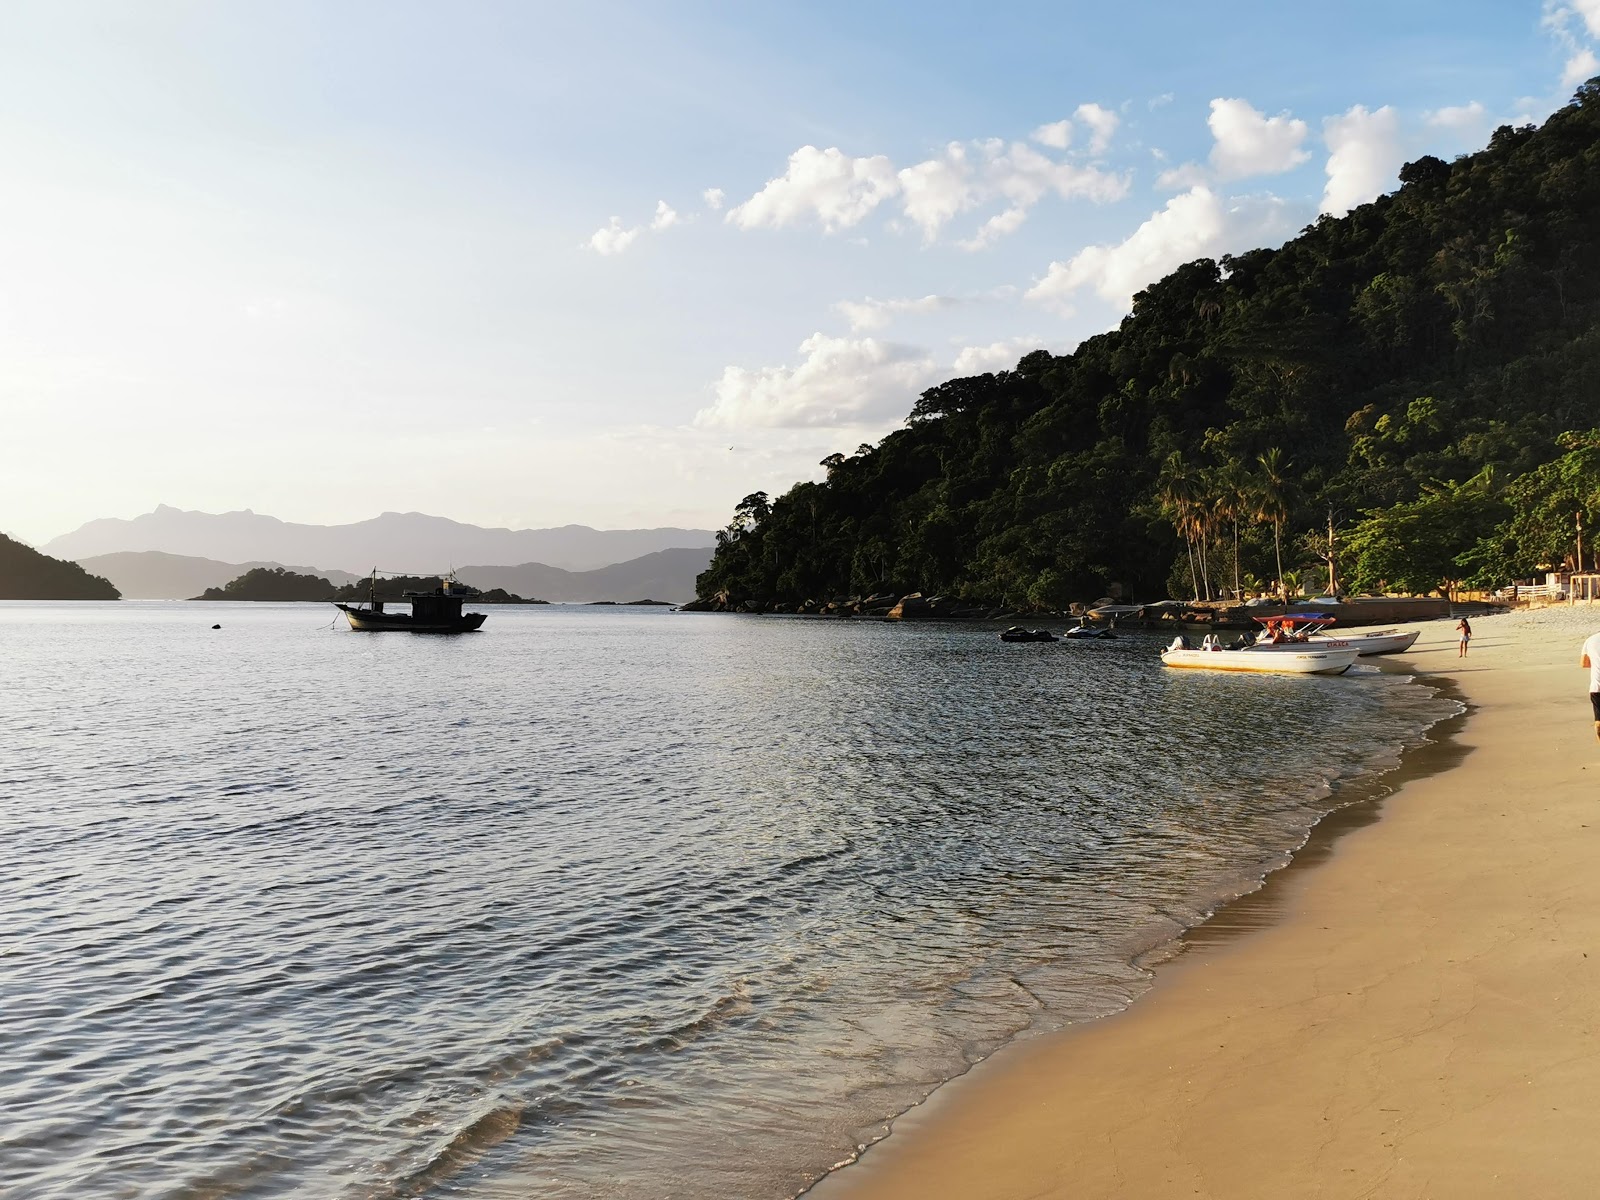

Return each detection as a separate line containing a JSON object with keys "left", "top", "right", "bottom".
{"left": 0, "top": 602, "right": 1458, "bottom": 1199}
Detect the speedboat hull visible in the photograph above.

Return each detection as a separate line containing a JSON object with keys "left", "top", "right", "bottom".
{"left": 1251, "top": 628, "right": 1420, "bottom": 655}
{"left": 1309, "top": 628, "right": 1419, "bottom": 655}
{"left": 1160, "top": 647, "right": 1359, "bottom": 674}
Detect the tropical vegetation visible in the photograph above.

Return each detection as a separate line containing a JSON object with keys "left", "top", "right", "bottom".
{"left": 698, "top": 80, "right": 1600, "bottom": 608}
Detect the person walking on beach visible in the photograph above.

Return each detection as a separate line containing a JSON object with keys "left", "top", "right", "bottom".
{"left": 1582, "top": 629, "right": 1600, "bottom": 742}
{"left": 1456, "top": 616, "right": 1472, "bottom": 657}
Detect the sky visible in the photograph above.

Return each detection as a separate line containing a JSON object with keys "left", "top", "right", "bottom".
{"left": 3, "top": 1, "right": 1598, "bottom": 545}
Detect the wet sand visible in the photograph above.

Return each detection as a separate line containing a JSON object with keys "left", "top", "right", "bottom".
{"left": 816, "top": 608, "right": 1600, "bottom": 1199}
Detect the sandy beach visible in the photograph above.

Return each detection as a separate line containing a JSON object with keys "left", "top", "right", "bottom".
{"left": 816, "top": 607, "right": 1600, "bottom": 1200}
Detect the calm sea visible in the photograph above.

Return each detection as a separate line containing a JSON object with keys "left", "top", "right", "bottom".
{"left": 1, "top": 601, "right": 1457, "bottom": 1199}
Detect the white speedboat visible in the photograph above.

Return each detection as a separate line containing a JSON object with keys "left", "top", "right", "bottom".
{"left": 1251, "top": 615, "right": 1419, "bottom": 656}
{"left": 1305, "top": 627, "right": 1419, "bottom": 655}
{"left": 1160, "top": 638, "right": 1359, "bottom": 675}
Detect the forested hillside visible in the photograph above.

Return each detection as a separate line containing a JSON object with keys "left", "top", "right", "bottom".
{"left": 699, "top": 81, "right": 1600, "bottom": 609}
{"left": 0, "top": 533, "right": 120, "bottom": 600}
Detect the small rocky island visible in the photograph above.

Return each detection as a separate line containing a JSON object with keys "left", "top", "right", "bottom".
{"left": 193, "top": 566, "right": 335, "bottom": 601}
{"left": 194, "top": 567, "right": 545, "bottom": 603}
{"left": 329, "top": 574, "right": 543, "bottom": 604}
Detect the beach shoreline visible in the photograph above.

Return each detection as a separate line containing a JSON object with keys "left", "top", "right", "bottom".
{"left": 811, "top": 607, "right": 1600, "bottom": 1199}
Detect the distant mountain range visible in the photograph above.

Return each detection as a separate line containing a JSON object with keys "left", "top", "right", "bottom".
{"left": 78, "top": 547, "right": 712, "bottom": 604}
{"left": 45, "top": 506, "right": 717, "bottom": 573}
{"left": 450, "top": 548, "right": 712, "bottom": 604}
{"left": 77, "top": 552, "right": 363, "bottom": 600}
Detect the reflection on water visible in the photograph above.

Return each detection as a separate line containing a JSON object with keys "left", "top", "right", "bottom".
{"left": 0, "top": 602, "right": 1456, "bottom": 1198}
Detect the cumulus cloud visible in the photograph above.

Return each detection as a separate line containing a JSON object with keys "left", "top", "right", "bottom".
{"left": 952, "top": 336, "right": 1069, "bottom": 375}
{"left": 702, "top": 187, "right": 725, "bottom": 211}
{"left": 650, "top": 200, "right": 679, "bottom": 231}
{"left": 891, "top": 137, "right": 1127, "bottom": 244}
{"left": 1155, "top": 161, "right": 1208, "bottom": 191}
{"left": 897, "top": 143, "right": 975, "bottom": 240}
{"left": 1321, "top": 104, "right": 1404, "bottom": 216}
{"left": 1031, "top": 119, "right": 1073, "bottom": 150}
{"left": 695, "top": 333, "right": 941, "bottom": 429}
{"left": 1149, "top": 92, "right": 1175, "bottom": 110}
{"left": 1551, "top": 0, "right": 1600, "bottom": 39}
{"left": 588, "top": 216, "right": 641, "bottom": 256}
{"left": 958, "top": 206, "right": 1029, "bottom": 251}
{"left": 726, "top": 127, "right": 1128, "bottom": 246}
{"left": 1075, "top": 103, "right": 1120, "bottom": 154}
{"left": 1544, "top": 2, "right": 1600, "bottom": 86}
{"left": 1207, "top": 98, "right": 1310, "bottom": 179}
{"left": 1026, "top": 185, "right": 1301, "bottom": 311}
{"left": 1564, "top": 46, "right": 1600, "bottom": 86}
{"left": 835, "top": 294, "right": 960, "bottom": 332}
{"left": 1424, "top": 101, "right": 1487, "bottom": 131}
{"left": 726, "top": 145, "right": 899, "bottom": 232}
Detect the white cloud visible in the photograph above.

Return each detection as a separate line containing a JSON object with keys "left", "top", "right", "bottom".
{"left": 1424, "top": 101, "right": 1487, "bottom": 131}
{"left": 897, "top": 143, "right": 974, "bottom": 240}
{"left": 1149, "top": 92, "right": 1175, "bottom": 110}
{"left": 1031, "top": 119, "right": 1073, "bottom": 149}
{"left": 958, "top": 206, "right": 1029, "bottom": 251}
{"left": 702, "top": 187, "right": 725, "bottom": 211}
{"left": 835, "top": 294, "right": 960, "bottom": 332}
{"left": 587, "top": 216, "right": 641, "bottom": 256}
{"left": 985, "top": 139, "right": 1129, "bottom": 209}
{"left": 892, "top": 138, "right": 1126, "bottom": 244}
{"left": 650, "top": 200, "right": 679, "bottom": 231}
{"left": 1544, "top": 3, "right": 1600, "bottom": 86}
{"left": 1564, "top": 46, "right": 1600, "bottom": 86}
{"left": 1563, "top": 0, "right": 1600, "bottom": 38}
{"left": 1026, "top": 185, "right": 1300, "bottom": 311}
{"left": 1320, "top": 104, "right": 1403, "bottom": 216}
{"left": 1155, "top": 161, "right": 1208, "bottom": 191}
{"left": 695, "top": 333, "right": 941, "bottom": 429}
{"left": 1207, "top": 97, "right": 1310, "bottom": 180}
{"left": 1075, "top": 102, "right": 1120, "bottom": 154}
{"left": 726, "top": 145, "right": 899, "bottom": 232}
{"left": 952, "top": 336, "right": 1068, "bottom": 375}
{"left": 727, "top": 129, "right": 1128, "bottom": 246}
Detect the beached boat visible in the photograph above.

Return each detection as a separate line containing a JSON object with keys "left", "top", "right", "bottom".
{"left": 1250, "top": 615, "right": 1419, "bottom": 656}
{"left": 1160, "top": 637, "right": 1358, "bottom": 675}
{"left": 335, "top": 575, "right": 488, "bottom": 633}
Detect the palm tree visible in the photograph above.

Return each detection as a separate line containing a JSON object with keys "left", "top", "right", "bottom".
{"left": 1255, "top": 449, "right": 1292, "bottom": 601}
{"left": 1215, "top": 461, "right": 1252, "bottom": 599}
{"left": 1158, "top": 452, "right": 1201, "bottom": 600}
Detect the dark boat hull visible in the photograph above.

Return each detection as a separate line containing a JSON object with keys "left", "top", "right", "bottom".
{"left": 335, "top": 604, "right": 487, "bottom": 633}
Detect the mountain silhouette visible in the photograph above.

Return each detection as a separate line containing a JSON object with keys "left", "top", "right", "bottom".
{"left": 44, "top": 506, "right": 716, "bottom": 573}
{"left": 75, "top": 546, "right": 711, "bottom": 603}
{"left": 77, "top": 551, "right": 362, "bottom": 600}
{"left": 453, "top": 548, "right": 712, "bottom": 603}
{"left": 1, "top": 533, "right": 120, "bottom": 599}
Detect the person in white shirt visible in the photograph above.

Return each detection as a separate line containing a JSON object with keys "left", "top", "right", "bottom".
{"left": 1581, "top": 630, "right": 1600, "bottom": 742}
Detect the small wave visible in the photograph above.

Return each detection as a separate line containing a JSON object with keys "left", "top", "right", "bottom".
{"left": 375, "top": 1101, "right": 523, "bottom": 1199}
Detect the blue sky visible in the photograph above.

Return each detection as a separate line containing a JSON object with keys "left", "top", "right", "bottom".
{"left": 3, "top": 1, "right": 1596, "bottom": 543}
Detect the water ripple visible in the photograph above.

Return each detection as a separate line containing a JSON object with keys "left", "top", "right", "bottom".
{"left": 0, "top": 601, "right": 1456, "bottom": 1199}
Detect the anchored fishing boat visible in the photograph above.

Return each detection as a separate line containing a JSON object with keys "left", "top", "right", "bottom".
{"left": 335, "top": 573, "right": 488, "bottom": 633}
